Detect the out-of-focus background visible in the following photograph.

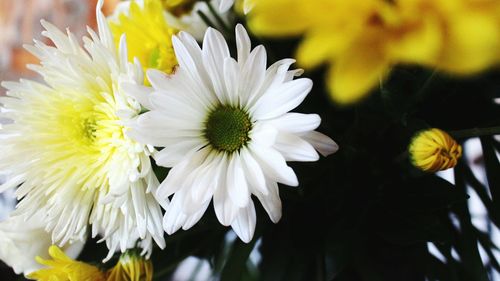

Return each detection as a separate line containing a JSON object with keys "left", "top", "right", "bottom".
{"left": 0, "top": 0, "right": 113, "bottom": 92}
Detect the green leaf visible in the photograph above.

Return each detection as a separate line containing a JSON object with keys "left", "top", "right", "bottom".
{"left": 462, "top": 162, "right": 500, "bottom": 227}
{"left": 451, "top": 162, "right": 490, "bottom": 281}
{"left": 474, "top": 228, "right": 500, "bottom": 272}
{"left": 480, "top": 137, "right": 500, "bottom": 210}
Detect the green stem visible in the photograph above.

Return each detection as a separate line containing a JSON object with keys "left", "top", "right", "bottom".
{"left": 197, "top": 10, "right": 218, "bottom": 30}
{"left": 412, "top": 69, "right": 438, "bottom": 103}
{"left": 449, "top": 126, "right": 500, "bottom": 140}
{"left": 205, "top": 0, "right": 232, "bottom": 34}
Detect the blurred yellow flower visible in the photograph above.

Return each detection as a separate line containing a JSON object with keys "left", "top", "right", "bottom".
{"left": 106, "top": 250, "right": 153, "bottom": 281}
{"left": 110, "top": 0, "right": 178, "bottom": 79}
{"left": 27, "top": 245, "right": 106, "bottom": 281}
{"left": 249, "top": 0, "right": 500, "bottom": 105}
{"left": 427, "top": 0, "right": 500, "bottom": 74}
{"left": 409, "top": 128, "right": 462, "bottom": 173}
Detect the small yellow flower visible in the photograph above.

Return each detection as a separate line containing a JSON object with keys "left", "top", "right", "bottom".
{"left": 249, "top": 0, "right": 500, "bottom": 105}
{"left": 110, "top": 0, "right": 178, "bottom": 79}
{"left": 27, "top": 245, "right": 106, "bottom": 281}
{"left": 409, "top": 128, "right": 462, "bottom": 173}
{"left": 106, "top": 250, "right": 153, "bottom": 281}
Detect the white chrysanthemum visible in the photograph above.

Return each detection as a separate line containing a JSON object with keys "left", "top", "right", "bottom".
{"left": 126, "top": 25, "right": 338, "bottom": 242}
{"left": 0, "top": 0, "right": 165, "bottom": 260}
{"left": 0, "top": 213, "right": 84, "bottom": 276}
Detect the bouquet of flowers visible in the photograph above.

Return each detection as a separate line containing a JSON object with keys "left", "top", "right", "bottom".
{"left": 0, "top": 0, "right": 499, "bottom": 280}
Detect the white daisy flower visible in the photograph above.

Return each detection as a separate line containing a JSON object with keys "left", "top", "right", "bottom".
{"left": 126, "top": 24, "right": 338, "bottom": 242}
{"left": 0, "top": 213, "right": 85, "bottom": 276}
{"left": 0, "top": 0, "right": 165, "bottom": 260}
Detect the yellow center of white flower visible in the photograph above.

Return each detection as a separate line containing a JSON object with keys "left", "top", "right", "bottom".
{"left": 54, "top": 97, "right": 122, "bottom": 156}
{"left": 24, "top": 89, "right": 135, "bottom": 192}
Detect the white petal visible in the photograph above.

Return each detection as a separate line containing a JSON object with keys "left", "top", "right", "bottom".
{"left": 163, "top": 191, "right": 188, "bottom": 235}
{"left": 239, "top": 45, "right": 267, "bottom": 106}
{"left": 252, "top": 78, "right": 313, "bottom": 120}
{"left": 250, "top": 144, "right": 298, "bottom": 186}
{"left": 243, "top": 0, "right": 255, "bottom": 14}
{"left": 246, "top": 59, "right": 296, "bottom": 107}
{"left": 0, "top": 174, "right": 26, "bottom": 193}
{"left": 240, "top": 149, "right": 268, "bottom": 195}
{"left": 266, "top": 113, "right": 321, "bottom": 133}
{"left": 218, "top": 0, "right": 234, "bottom": 12}
{"left": 302, "top": 131, "right": 339, "bottom": 157}
{"left": 147, "top": 69, "right": 172, "bottom": 92}
{"left": 213, "top": 156, "right": 238, "bottom": 225}
{"left": 227, "top": 155, "right": 250, "bottom": 208}
{"left": 231, "top": 200, "right": 256, "bottom": 243}
{"left": 191, "top": 155, "right": 222, "bottom": 205}
{"left": 250, "top": 123, "right": 278, "bottom": 148}
{"left": 121, "top": 82, "right": 155, "bottom": 109}
{"left": 181, "top": 154, "right": 219, "bottom": 214}
{"left": 172, "top": 35, "right": 200, "bottom": 76}
{"left": 182, "top": 200, "right": 210, "bottom": 230}
{"left": 254, "top": 179, "right": 282, "bottom": 223}
{"left": 148, "top": 69, "right": 214, "bottom": 110}
{"left": 154, "top": 140, "right": 204, "bottom": 167}
{"left": 223, "top": 57, "right": 240, "bottom": 105}
{"left": 202, "top": 28, "right": 231, "bottom": 103}
{"left": 274, "top": 132, "right": 319, "bottom": 162}
{"left": 236, "top": 24, "right": 251, "bottom": 65}
{"left": 148, "top": 89, "right": 205, "bottom": 121}
{"left": 172, "top": 35, "right": 214, "bottom": 102}
{"left": 176, "top": 31, "right": 213, "bottom": 94}
{"left": 95, "top": 0, "right": 114, "bottom": 51}
{"left": 156, "top": 148, "right": 210, "bottom": 200}
{"left": 118, "top": 34, "right": 128, "bottom": 69}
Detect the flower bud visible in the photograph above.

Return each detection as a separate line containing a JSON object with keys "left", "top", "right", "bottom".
{"left": 409, "top": 128, "right": 462, "bottom": 172}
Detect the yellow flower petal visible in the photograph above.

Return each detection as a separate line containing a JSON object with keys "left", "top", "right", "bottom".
{"left": 386, "top": 16, "right": 442, "bottom": 65}
{"left": 249, "top": 0, "right": 311, "bottom": 36}
{"left": 106, "top": 251, "right": 153, "bottom": 281}
{"left": 437, "top": 13, "right": 500, "bottom": 74}
{"left": 328, "top": 37, "right": 390, "bottom": 105}
{"left": 110, "top": 0, "right": 178, "bottom": 78}
{"left": 28, "top": 246, "right": 106, "bottom": 281}
{"left": 296, "top": 29, "right": 356, "bottom": 69}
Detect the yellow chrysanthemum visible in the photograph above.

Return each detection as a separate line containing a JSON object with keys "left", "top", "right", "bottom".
{"left": 249, "top": 0, "right": 500, "bottom": 105}
{"left": 409, "top": 128, "right": 462, "bottom": 173}
{"left": 27, "top": 246, "right": 106, "bottom": 281}
{"left": 110, "top": 0, "right": 178, "bottom": 79}
{"left": 106, "top": 250, "right": 153, "bottom": 281}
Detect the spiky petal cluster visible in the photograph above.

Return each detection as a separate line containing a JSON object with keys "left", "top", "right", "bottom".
{"left": 0, "top": 0, "right": 164, "bottom": 260}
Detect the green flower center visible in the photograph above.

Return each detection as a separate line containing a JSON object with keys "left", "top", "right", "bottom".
{"left": 82, "top": 117, "right": 98, "bottom": 142}
{"left": 204, "top": 105, "right": 252, "bottom": 153}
